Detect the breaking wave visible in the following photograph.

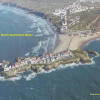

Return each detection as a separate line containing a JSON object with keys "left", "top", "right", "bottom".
{"left": 0, "top": 3, "right": 56, "bottom": 58}
{"left": 23, "top": 72, "right": 37, "bottom": 81}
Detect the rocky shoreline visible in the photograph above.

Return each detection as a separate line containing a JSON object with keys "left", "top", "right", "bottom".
{"left": 0, "top": 49, "right": 99, "bottom": 78}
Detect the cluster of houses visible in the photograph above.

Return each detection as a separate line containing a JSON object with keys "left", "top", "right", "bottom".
{"left": 0, "top": 50, "right": 72, "bottom": 72}
{"left": 67, "top": 29, "right": 94, "bottom": 37}
{"left": 69, "top": 16, "right": 80, "bottom": 27}
{"left": 53, "top": 2, "right": 94, "bottom": 16}
{"left": 53, "top": 1, "right": 94, "bottom": 33}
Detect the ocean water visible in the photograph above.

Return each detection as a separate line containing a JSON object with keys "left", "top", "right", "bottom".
{"left": 0, "top": 4, "right": 56, "bottom": 63}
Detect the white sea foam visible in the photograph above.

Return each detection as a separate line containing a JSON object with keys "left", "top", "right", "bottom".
{"left": 25, "top": 52, "right": 30, "bottom": 57}
{"left": 23, "top": 72, "right": 36, "bottom": 81}
{"left": 41, "top": 40, "right": 49, "bottom": 53}
{"left": 31, "top": 37, "right": 52, "bottom": 55}
{"left": 35, "top": 34, "right": 43, "bottom": 37}
{"left": 36, "top": 26, "right": 42, "bottom": 33}
{"left": 31, "top": 41, "right": 42, "bottom": 54}
{"left": 0, "top": 4, "right": 50, "bottom": 33}
{"left": 31, "top": 34, "right": 56, "bottom": 55}
{"left": 6, "top": 75, "right": 22, "bottom": 81}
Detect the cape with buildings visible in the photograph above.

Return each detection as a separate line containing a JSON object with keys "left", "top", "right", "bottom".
{"left": 0, "top": 49, "right": 99, "bottom": 78}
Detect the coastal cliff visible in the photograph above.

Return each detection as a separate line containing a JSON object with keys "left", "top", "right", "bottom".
{"left": 0, "top": 49, "right": 98, "bottom": 78}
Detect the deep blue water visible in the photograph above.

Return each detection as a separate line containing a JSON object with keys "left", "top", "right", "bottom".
{"left": 0, "top": 4, "right": 56, "bottom": 63}
{"left": 0, "top": 40, "right": 100, "bottom": 100}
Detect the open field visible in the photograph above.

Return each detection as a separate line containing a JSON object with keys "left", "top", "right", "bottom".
{"left": 70, "top": 8, "right": 100, "bottom": 31}
{"left": 93, "top": 16, "right": 100, "bottom": 32}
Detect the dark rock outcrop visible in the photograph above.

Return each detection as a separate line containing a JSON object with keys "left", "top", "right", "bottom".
{"left": 88, "top": 50, "right": 99, "bottom": 57}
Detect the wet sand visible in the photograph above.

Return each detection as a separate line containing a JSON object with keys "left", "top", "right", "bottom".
{"left": 70, "top": 32, "right": 100, "bottom": 50}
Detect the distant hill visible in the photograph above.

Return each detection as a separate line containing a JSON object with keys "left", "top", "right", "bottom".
{"left": 80, "top": 0, "right": 100, "bottom": 2}
{"left": 0, "top": 0, "right": 76, "bottom": 13}
{"left": 0, "top": 0, "right": 99, "bottom": 13}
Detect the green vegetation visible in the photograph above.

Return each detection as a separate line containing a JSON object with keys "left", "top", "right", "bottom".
{"left": 46, "top": 14, "right": 62, "bottom": 30}
{"left": 69, "top": 8, "right": 100, "bottom": 31}
{"left": 72, "top": 49, "right": 88, "bottom": 56}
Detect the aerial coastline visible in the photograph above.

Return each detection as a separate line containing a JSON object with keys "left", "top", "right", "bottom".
{"left": 0, "top": 1, "right": 100, "bottom": 78}
{"left": 0, "top": 2, "right": 100, "bottom": 53}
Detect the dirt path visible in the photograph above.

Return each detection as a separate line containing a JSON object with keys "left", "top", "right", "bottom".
{"left": 87, "top": 16, "right": 100, "bottom": 29}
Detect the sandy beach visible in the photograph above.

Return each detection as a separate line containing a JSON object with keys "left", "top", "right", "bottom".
{"left": 53, "top": 32, "right": 100, "bottom": 53}
{"left": 53, "top": 34, "right": 72, "bottom": 54}
{"left": 70, "top": 32, "right": 100, "bottom": 50}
